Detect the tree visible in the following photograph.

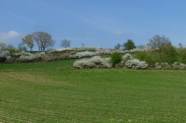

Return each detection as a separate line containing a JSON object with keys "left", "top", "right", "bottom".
{"left": 147, "top": 35, "right": 171, "bottom": 49}
{"left": 32, "top": 32, "right": 54, "bottom": 51}
{"left": 61, "top": 39, "right": 71, "bottom": 48}
{"left": 22, "top": 34, "right": 34, "bottom": 51}
{"left": 114, "top": 43, "right": 121, "bottom": 49}
{"left": 123, "top": 39, "right": 136, "bottom": 50}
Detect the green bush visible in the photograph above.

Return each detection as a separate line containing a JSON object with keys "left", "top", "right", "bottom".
{"left": 111, "top": 52, "right": 122, "bottom": 67}
{"left": 135, "top": 51, "right": 161, "bottom": 65}
{"left": 177, "top": 48, "right": 186, "bottom": 63}
{"left": 135, "top": 45, "right": 177, "bottom": 65}
{"left": 159, "top": 44, "right": 177, "bottom": 64}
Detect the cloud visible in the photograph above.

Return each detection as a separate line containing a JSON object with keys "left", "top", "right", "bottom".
{"left": 0, "top": 31, "right": 22, "bottom": 46}
{"left": 0, "top": 31, "right": 21, "bottom": 40}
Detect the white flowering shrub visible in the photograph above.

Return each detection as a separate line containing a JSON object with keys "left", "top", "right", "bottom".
{"left": 72, "top": 51, "right": 97, "bottom": 58}
{"left": 17, "top": 53, "right": 43, "bottom": 62}
{"left": 155, "top": 63, "right": 162, "bottom": 69}
{"left": 160, "top": 63, "right": 171, "bottom": 70}
{"left": 73, "top": 56, "right": 112, "bottom": 69}
{"left": 172, "top": 62, "right": 186, "bottom": 70}
{"left": 115, "top": 53, "right": 134, "bottom": 67}
{"left": 129, "top": 48, "right": 147, "bottom": 53}
{"left": 154, "top": 62, "right": 186, "bottom": 70}
{"left": 125, "top": 59, "right": 148, "bottom": 69}
{"left": 0, "top": 50, "right": 10, "bottom": 58}
{"left": 104, "top": 57, "right": 112, "bottom": 64}
{"left": 0, "top": 48, "right": 10, "bottom": 62}
{"left": 122, "top": 53, "right": 133, "bottom": 63}
{"left": 96, "top": 49, "right": 113, "bottom": 55}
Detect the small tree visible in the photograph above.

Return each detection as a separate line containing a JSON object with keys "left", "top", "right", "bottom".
{"left": 124, "top": 39, "right": 136, "bottom": 50}
{"left": 22, "top": 34, "right": 34, "bottom": 51}
{"left": 147, "top": 35, "right": 171, "bottom": 49}
{"left": 61, "top": 39, "right": 71, "bottom": 48}
{"left": 32, "top": 32, "right": 54, "bottom": 51}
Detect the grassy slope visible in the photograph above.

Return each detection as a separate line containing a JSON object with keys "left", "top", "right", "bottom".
{"left": 0, "top": 61, "right": 186, "bottom": 123}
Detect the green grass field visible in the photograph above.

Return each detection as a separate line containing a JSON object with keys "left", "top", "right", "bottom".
{"left": 1, "top": 60, "right": 186, "bottom": 123}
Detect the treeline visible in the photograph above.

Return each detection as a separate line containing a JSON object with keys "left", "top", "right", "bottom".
{"left": 115, "top": 35, "right": 184, "bottom": 50}
{"left": 114, "top": 35, "right": 186, "bottom": 65}
{"left": 19, "top": 32, "right": 71, "bottom": 51}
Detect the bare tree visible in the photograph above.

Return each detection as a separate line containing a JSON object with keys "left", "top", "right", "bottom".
{"left": 61, "top": 39, "right": 71, "bottom": 48}
{"left": 22, "top": 34, "right": 34, "bottom": 51}
{"left": 32, "top": 32, "right": 54, "bottom": 51}
{"left": 147, "top": 35, "right": 171, "bottom": 49}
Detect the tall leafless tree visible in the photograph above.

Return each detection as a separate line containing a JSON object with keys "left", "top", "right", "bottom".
{"left": 147, "top": 35, "right": 171, "bottom": 49}
{"left": 32, "top": 32, "right": 54, "bottom": 51}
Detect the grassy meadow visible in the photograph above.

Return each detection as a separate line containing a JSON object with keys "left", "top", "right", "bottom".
{"left": 0, "top": 60, "right": 186, "bottom": 123}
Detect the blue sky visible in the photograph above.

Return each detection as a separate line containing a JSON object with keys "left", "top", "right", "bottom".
{"left": 0, "top": 0, "right": 186, "bottom": 48}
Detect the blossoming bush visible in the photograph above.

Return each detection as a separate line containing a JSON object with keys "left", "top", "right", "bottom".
{"left": 0, "top": 50, "right": 9, "bottom": 62}
{"left": 122, "top": 53, "right": 133, "bottom": 63}
{"left": 125, "top": 59, "right": 148, "bottom": 69}
{"left": 172, "top": 62, "right": 186, "bottom": 70}
{"left": 72, "top": 51, "right": 97, "bottom": 58}
{"left": 17, "top": 52, "right": 43, "bottom": 63}
{"left": 73, "top": 56, "right": 112, "bottom": 69}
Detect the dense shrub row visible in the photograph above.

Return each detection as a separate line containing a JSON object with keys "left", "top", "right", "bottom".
{"left": 135, "top": 48, "right": 186, "bottom": 66}
{"left": 73, "top": 53, "right": 148, "bottom": 69}
{"left": 1, "top": 42, "right": 186, "bottom": 70}
{"left": 73, "top": 48, "right": 186, "bottom": 70}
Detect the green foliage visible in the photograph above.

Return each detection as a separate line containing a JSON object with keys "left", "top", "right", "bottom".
{"left": 124, "top": 39, "right": 136, "bottom": 50}
{"left": 7, "top": 48, "right": 21, "bottom": 56}
{"left": 136, "top": 44, "right": 178, "bottom": 64}
{"left": 177, "top": 48, "right": 186, "bottom": 63}
{"left": 111, "top": 52, "right": 122, "bottom": 66}
{"left": 135, "top": 51, "right": 161, "bottom": 65}
{"left": 159, "top": 44, "right": 177, "bottom": 64}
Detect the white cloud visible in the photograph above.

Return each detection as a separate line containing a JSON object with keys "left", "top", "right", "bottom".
{"left": 0, "top": 31, "right": 22, "bottom": 46}
{"left": 0, "top": 31, "right": 21, "bottom": 40}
